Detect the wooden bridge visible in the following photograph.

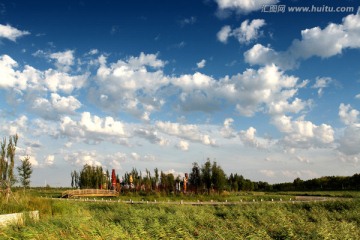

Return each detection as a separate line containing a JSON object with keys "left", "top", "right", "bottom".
{"left": 62, "top": 189, "right": 119, "bottom": 198}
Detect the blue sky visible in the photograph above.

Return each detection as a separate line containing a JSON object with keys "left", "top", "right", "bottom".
{"left": 1, "top": 0, "right": 359, "bottom": 187}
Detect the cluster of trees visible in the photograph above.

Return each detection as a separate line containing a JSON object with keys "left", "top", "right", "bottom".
{"left": 1, "top": 135, "right": 33, "bottom": 202}
{"left": 71, "top": 164, "right": 179, "bottom": 193}
{"left": 71, "top": 159, "right": 265, "bottom": 194}
{"left": 273, "top": 174, "right": 360, "bottom": 191}
{"left": 188, "top": 161, "right": 226, "bottom": 194}
{"left": 72, "top": 158, "right": 360, "bottom": 194}
{"left": 71, "top": 165, "right": 112, "bottom": 189}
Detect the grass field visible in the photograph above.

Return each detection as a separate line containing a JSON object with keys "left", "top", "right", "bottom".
{"left": 1, "top": 190, "right": 360, "bottom": 239}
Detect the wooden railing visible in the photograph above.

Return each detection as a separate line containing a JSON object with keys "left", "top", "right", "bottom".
{"left": 62, "top": 189, "right": 119, "bottom": 198}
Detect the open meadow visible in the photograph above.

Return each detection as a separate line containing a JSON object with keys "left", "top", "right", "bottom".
{"left": 1, "top": 189, "right": 360, "bottom": 239}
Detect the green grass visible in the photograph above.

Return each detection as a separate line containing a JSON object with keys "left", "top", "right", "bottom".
{"left": 1, "top": 191, "right": 360, "bottom": 239}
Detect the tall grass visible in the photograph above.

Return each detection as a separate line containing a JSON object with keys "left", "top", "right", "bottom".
{"left": 1, "top": 194, "right": 360, "bottom": 239}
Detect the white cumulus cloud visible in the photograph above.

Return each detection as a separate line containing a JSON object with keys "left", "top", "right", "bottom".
{"left": 31, "top": 93, "right": 81, "bottom": 120}
{"left": 176, "top": 140, "right": 189, "bottom": 151}
{"left": 215, "top": 0, "right": 278, "bottom": 14}
{"left": 220, "top": 118, "right": 237, "bottom": 139}
{"left": 217, "top": 25, "right": 232, "bottom": 43}
{"left": 196, "top": 59, "right": 206, "bottom": 68}
{"left": 218, "top": 19, "right": 266, "bottom": 44}
{"left": 155, "top": 121, "right": 216, "bottom": 146}
{"left": 339, "top": 103, "right": 359, "bottom": 126}
{"left": 91, "top": 53, "right": 167, "bottom": 118}
{"left": 244, "top": 13, "right": 360, "bottom": 69}
{"left": 50, "top": 50, "right": 75, "bottom": 72}
{"left": 0, "top": 24, "right": 30, "bottom": 41}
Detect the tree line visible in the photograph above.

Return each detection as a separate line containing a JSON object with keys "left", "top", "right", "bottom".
{"left": 72, "top": 158, "right": 360, "bottom": 194}
{"left": 71, "top": 159, "right": 271, "bottom": 194}
{"left": 273, "top": 175, "right": 360, "bottom": 191}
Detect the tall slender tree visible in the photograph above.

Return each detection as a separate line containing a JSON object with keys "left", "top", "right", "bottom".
{"left": 154, "top": 168, "right": 159, "bottom": 191}
{"left": 211, "top": 161, "right": 226, "bottom": 193}
{"left": 17, "top": 155, "right": 33, "bottom": 189}
{"left": 0, "top": 134, "right": 19, "bottom": 202}
{"left": 201, "top": 159, "right": 212, "bottom": 194}
{"left": 189, "top": 162, "right": 201, "bottom": 193}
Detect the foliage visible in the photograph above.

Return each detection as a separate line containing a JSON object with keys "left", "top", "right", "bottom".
{"left": 1, "top": 193, "right": 360, "bottom": 239}
{"left": 273, "top": 174, "right": 360, "bottom": 191}
{"left": 0, "top": 135, "right": 19, "bottom": 202}
{"left": 17, "top": 155, "right": 33, "bottom": 189}
{"left": 189, "top": 162, "right": 201, "bottom": 193}
{"left": 72, "top": 158, "right": 360, "bottom": 196}
{"left": 72, "top": 165, "right": 107, "bottom": 189}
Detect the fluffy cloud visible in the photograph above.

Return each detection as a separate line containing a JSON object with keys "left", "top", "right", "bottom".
{"left": 49, "top": 50, "right": 75, "bottom": 72}
{"left": 0, "top": 55, "right": 28, "bottom": 90}
{"left": 134, "top": 127, "right": 169, "bottom": 146}
{"left": 44, "top": 155, "right": 55, "bottom": 166}
{"left": 244, "top": 13, "right": 360, "bottom": 69}
{"left": 0, "top": 54, "right": 88, "bottom": 95}
{"left": 130, "top": 152, "right": 141, "bottom": 161}
{"left": 60, "top": 112, "right": 128, "bottom": 143}
{"left": 220, "top": 118, "right": 237, "bottom": 139}
{"left": 155, "top": 121, "right": 216, "bottom": 146}
{"left": 239, "top": 127, "right": 263, "bottom": 148}
{"left": 196, "top": 59, "right": 206, "bottom": 69}
{"left": 31, "top": 93, "right": 81, "bottom": 120}
{"left": 217, "top": 19, "right": 266, "bottom": 44}
{"left": 339, "top": 103, "right": 359, "bottom": 125}
{"left": 17, "top": 146, "right": 39, "bottom": 167}
{"left": 244, "top": 44, "right": 295, "bottom": 69}
{"left": 312, "top": 77, "right": 334, "bottom": 97}
{"left": 172, "top": 72, "right": 213, "bottom": 91}
{"left": 127, "top": 52, "right": 165, "bottom": 69}
{"left": 171, "top": 72, "right": 220, "bottom": 112}
{"left": 172, "top": 64, "right": 309, "bottom": 117}
{"left": 217, "top": 26, "right": 232, "bottom": 43}
{"left": 64, "top": 150, "right": 127, "bottom": 169}
{"left": 0, "top": 24, "right": 30, "bottom": 41}
{"left": 44, "top": 69, "right": 88, "bottom": 94}
{"left": 273, "top": 115, "right": 334, "bottom": 149}
{"left": 64, "top": 150, "right": 102, "bottom": 166}
{"left": 337, "top": 104, "right": 360, "bottom": 155}
{"left": 79, "top": 112, "right": 127, "bottom": 137}
{"left": 215, "top": 0, "right": 278, "bottom": 14}
{"left": 176, "top": 140, "right": 189, "bottom": 151}
{"left": 91, "top": 53, "right": 167, "bottom": 118}
{"left": 128, "top": 152, "right": 156, "bottom": 162}
{"left": 1, "top": 115, "right": 28, "bottom": 137}
{"left": 221, "top": 64, "right": 304, "bottom": 116}
{"left": 24, "top": 155, "right": 40, "bottom": 167}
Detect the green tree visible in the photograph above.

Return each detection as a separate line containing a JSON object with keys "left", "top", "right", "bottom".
{"left": 189, "top": 162, "right": 201, "bottom": 193}
{"left": 0, "top": 135, "right": 18, "bottom": 202}
{"left": 17, "top": 155, "right": 33, "bottom": 189}
{"left": 77, "top": 164, "right": 106, "bottom": 189}
{"left": 71, "top": 171, "right": 75, "bottom": 188}
{"left": 201, "top": 159, "right": 212, "bottom": 194}
{"left": 211, "top": 161, "right": 226, "bottom": 193}
{"left": 154, "top": 168, "right": 159, "bottom": 191}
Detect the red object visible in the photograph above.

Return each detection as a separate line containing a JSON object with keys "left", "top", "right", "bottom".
{"left": 111, "top": 169, "right": 116, "bottom": 187}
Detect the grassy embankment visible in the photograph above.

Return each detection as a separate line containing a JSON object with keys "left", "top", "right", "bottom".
{"left": 1, "top": 189, "right": 360, "bottom": 239}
